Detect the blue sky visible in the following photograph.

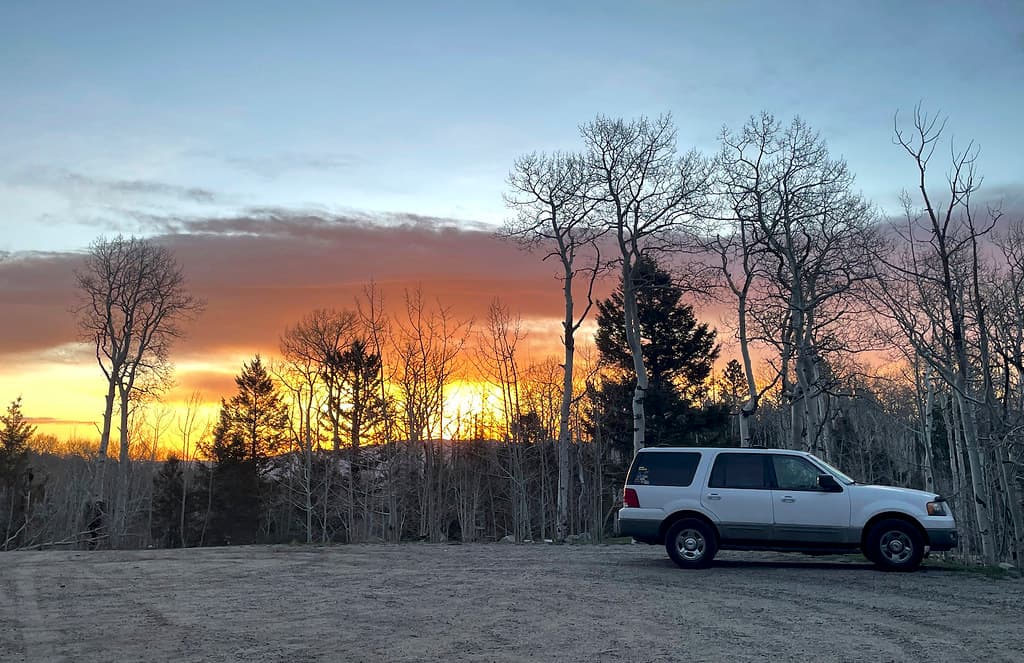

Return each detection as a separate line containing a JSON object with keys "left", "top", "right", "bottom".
{"left": 2, "top": 0, "right": 1023, "bottom": 252}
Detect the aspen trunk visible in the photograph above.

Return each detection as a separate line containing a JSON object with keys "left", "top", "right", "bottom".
{"left": 622, "top": 263, "right": 647, "bottom": 455}
{"left": 556, "top": 274, "right": 574, "bottom": 541}
{"left": 997, "top": 444, "right": 1024, "bottom": 568}
{"left": 93, "top": 380, "right": 118, "bottom": 506}
{"left": 954, "top": 389, "right": 996, "bottom": 564}
{"left": 945, "top": 393, "right": 969, "bottom": 558}
{"left": 921, "top": 367, "right": 936, "bottom": 493}
{"left": 737, "top": 290, "right": 757, "bottom": 448}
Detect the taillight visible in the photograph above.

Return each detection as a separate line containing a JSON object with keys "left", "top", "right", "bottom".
{"left": 623, "top": 487, "right": 639, "bottom": 508}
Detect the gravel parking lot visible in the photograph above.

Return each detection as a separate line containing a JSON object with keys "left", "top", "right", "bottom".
{"left": 1, "top": 543, "right": 1021, "bottom": 662}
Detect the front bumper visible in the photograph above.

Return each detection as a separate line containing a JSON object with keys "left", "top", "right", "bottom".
{"left": 926, "top": 528, "right": 958, "bottom": 551}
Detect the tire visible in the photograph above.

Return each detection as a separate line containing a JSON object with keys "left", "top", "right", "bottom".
{"left": 665, "top": 518, "right": 718, "bottom": 569}
{"left": 861, "top": 544, "right": 880, "bottom": 565}
{"left": 866, "top": 519, "right": 924, "bottom": 572}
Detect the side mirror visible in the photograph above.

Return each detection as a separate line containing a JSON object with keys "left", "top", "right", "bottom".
{"left": 817, "top": 474, "right": 843, "bottom": 492}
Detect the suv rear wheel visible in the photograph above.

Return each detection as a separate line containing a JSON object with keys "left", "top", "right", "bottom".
{"left": 665, "top": 518, "right": 717, "bottom": 569}
{"left": 866, "top": 519, "right": 924, "bottom": 572}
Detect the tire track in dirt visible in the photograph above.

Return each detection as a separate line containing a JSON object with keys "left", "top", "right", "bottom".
{"left": 3, "top": 544, "right": 1022, "bottom": 663}
{"left": 621, "top": 551, "right": 1022, "bottom": 663}
{"left": 10, "top": 563, "right": 62, "bottom": 662}
{"left": 0, "top": 568, "right": 27, "bottom": 662}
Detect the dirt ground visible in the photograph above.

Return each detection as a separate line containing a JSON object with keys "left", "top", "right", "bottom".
{"left": 1, "top": 543, "right": 1021, "bottom": 663}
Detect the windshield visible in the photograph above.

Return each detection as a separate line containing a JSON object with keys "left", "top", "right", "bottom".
{"left": 808, "top": 455, "right": 857, "bottom": 485}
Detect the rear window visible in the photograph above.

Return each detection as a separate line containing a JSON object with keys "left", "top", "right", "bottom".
{"left": 627, "top": 452, "right": 701, "bottom": 487}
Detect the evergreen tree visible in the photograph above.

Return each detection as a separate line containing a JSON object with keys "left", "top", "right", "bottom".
{"left": 151, "top": 456, "right": 184, "bottom": 548}
{"left": 721, "top": 359, "right": 748, "bottom": 412}
{"left": 193, "top": 406, "right": 258, "bottom": 545}
{"left": 199, "top": 356, "right": 290, "bottom": 545}
{"left": 593, "top": 257, "right": 726, "bottom": 453}
{"left": 328, "top": 338, "right": 386, "bottom": 465}
{"left": 719, "top": 359, "right": 750, "bottom": 445}
{"left": 1, "top": 397, "right": 35, "bottom": 548}
{"left": 227, "top": 355, "right": 290, "bottom": 476}
{"left": 1, "top": 397, "right": 33, "bottom": 485}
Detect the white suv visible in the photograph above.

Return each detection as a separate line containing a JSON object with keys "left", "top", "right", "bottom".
{"left": 618, "top": 447, "right": 957, "bottom": 571}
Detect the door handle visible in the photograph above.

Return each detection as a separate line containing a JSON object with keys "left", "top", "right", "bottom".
{"left": 781, "top": 496, "right": 795, "bottom": 503}
{"left": 706, "top": 493, "right": 722, "bottom": 501}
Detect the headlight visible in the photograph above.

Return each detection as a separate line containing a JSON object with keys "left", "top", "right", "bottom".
{"left": 927, "top": 500, "right": 947, "bottom": 516}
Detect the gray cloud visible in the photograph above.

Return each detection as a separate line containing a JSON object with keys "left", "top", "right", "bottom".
{"left": 124, "top": 206, "right": 495, "bottom": 239}
{"left": 13, "top": 167, "right": 220, "bottom": 205}
{"left": 981, "top": 183, "right": 1024, "bottom": 214}
{"left": 872, "top": 181, "right": 1024, "bottom": 254}
{"left": 187, "top": 150, "right": 363, "bottom": 179}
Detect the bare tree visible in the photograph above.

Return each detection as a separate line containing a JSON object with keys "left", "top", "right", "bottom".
{"left": 710, "top": 114, "right": 878, "bottom": 456}
{"left": 503, "top": 151, "right": 604, "bottom": 541}
{"left": 705, "top": 113, "right": 775, "bottom": 447}
{"left": 582, "top": 114, "right": 712, "bottom": 454}
{"left": 392, "top": 288, "right": 471, "bottom": 541}
{"left": 279, "top": 309, "right": 361, "bottom": 540}
{"left": 142, "top": 403, "right": 173, "bottom": 544}
{"left": 74, "top": 235, "right": 202, "bottom": 527}
{"left": 476, "top": 299, "right": 530, "bottom": 541}
{"left": 176, "top": 391, "right": 208, "bottom": 547}
{"left": 356, "top": 281, "right": 403, "bottom": 542}
{"left": 871, "top": 106, "right": 1000, "bottom": 562}
{"left": 275, "top": 350, "right": 325, "bottom": 544}
{"left": 988, "top": 221, "right": 1024, "bottom": 564}
{"left": 280, "top": 310, "right": 358, "bottom": 455}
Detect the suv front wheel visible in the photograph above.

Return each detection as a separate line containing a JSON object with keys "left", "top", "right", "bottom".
{"left": 866, "top": 519, "right": 924, "bottom": 572}
{"left": 665, "top": 518, "right": 718, "bottom": 569}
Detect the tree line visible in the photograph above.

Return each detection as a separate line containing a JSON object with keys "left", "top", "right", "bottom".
{"left": 2, "top": 270, "right": 723, "bottom": 549}
{"left": 1, "top": 107, "right": 1021, "bottom": 567}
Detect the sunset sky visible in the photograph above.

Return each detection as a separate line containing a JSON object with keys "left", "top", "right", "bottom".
{"left": 2, "top": 1, "right": 1023, "bottom": 438}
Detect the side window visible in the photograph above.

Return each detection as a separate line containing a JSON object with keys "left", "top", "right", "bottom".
{"left": 628, "top": 452, "right": 701, "bottom": 487}
{"left": 707, "top": 453, "right": 768, "bottom": 490}
{"left": 772, "top": 455, "right": 823, "bottom": 491}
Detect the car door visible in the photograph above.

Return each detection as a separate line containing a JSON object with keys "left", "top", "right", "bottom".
{"left": 700, "top": 452, "right": 774, "bottom": 543}
{"left": 769, "top": 454, "right": 852, "bottom": 545}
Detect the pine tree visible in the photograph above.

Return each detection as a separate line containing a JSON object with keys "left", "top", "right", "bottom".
{"left": 193, "top": 407, "right": 258, "bottom": 545}
{"left": 151, "top": 456, "right": 184, "bottom": 548}
{"left": 721, "top": 359, "right": 749, "bottom": 412}
{"left": 593, "top": 257, "right": 726, "bottom": 453}
{"left": 198, "top": 356, "right": 290, "bottom": 545}
{"left": 1, "top": 398, "right": 33, "bottom": 482}
{"left": 1, "top": 397, "right": 35, "bottom": 549}
{"left": 328, "top": 338, "right": 386, "bottom": 466}
{"left": 718, "top": 359, "right": 750, "bottom": 446}
{"left": 227, "top": 355, "right": 290, "bottom": 476}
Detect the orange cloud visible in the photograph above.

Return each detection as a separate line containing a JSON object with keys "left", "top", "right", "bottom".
{"left": 0, "top": 213, "right": 623, "bottom": 432}
{"left": 2, "top": 214, "right": 605, "bottom": 361}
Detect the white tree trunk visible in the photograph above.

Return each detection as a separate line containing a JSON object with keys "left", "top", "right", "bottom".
{"left": 952, "top": 389, "right": 996, "bottom": 563}
{"left": 997, "top": 444, "right": 1024, "bottom": 568}
{"left": 921, "top": 367, "right": 936, "bottom": 493}
{"left": 622, "top": 263, "right": 648, "bottom": 455}
{"left": 93, "top": 380, "right": 118, "bottom": 504}
{"left": 556, "top": 271, "right": 574, "bottom": 542}
{"left": 737, "top": 291, "right": 757, "bottom": 448}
